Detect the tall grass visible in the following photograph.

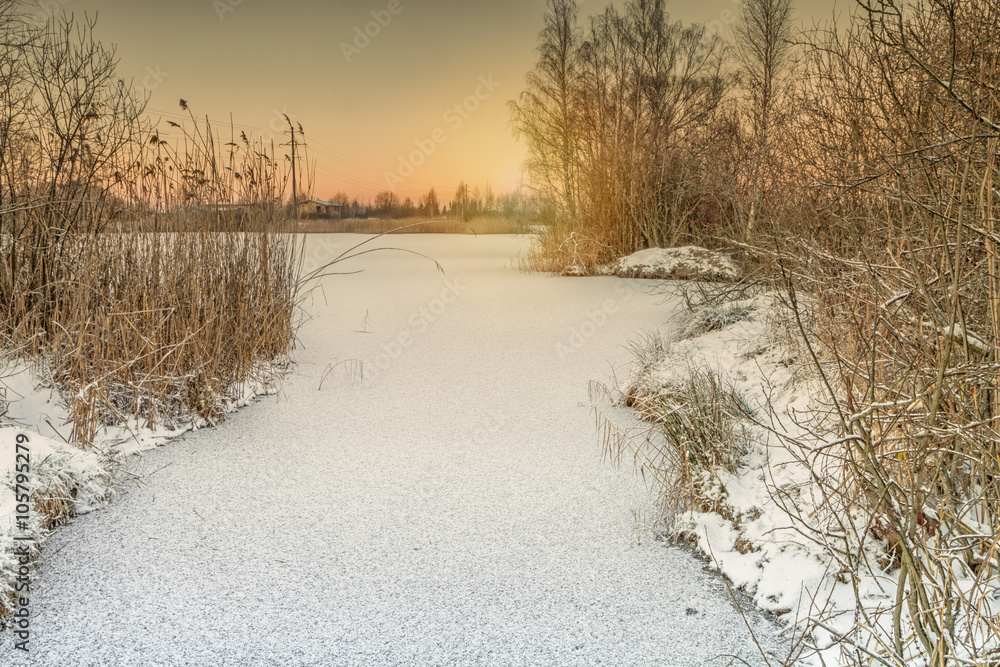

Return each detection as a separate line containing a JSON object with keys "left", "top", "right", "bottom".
{"left": 38, "top": 230, "right": 298, "bottom": 445}
{"left": 518, "top": 226, "right": 613, "bottom": 275}
{"left": 33, "top": 120, "right": 299, "bottom": 444}
{"left": 0, "top": 7, "right": 301, "bottom": 446}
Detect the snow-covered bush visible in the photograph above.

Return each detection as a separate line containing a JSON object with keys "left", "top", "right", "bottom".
{"left": 613, "top": 247, "right": 742, "bottom": 282}
{"left": 601, "top": 330, "right": 760, "bottom": 523}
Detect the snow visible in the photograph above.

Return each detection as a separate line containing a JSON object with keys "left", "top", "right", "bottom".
{"left": 612, "top": 246, "right": 741, "bottom": 282}
{"left": 616, "top": 292, "right": 1000, "bottom": 665}
{"left": 1, "top": 363, "right": 69, "bottom": 443}
{"left": 0, "top": 234, "right": 785, "bottom": 665}
{"left": 615, "top": 294, "right": 864, "bottom": 654}
{"left": 942, "top": 323, "right": 992, "bottom": 356}
{"left": 0, "top": 428, "right": 112, "bottom": 620}
{"left": 0, "top": 430, "right": 110, "bottom": 522}
{"left": 0, "top": 344, "right": 283, "bottom": 625}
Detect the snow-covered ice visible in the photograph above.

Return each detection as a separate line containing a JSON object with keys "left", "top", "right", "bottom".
{"left": 0, "top": 234, "right": 785, "bottom": 666}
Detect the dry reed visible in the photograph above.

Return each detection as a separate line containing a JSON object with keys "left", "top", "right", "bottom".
{"left": 0, "top": 6, "right": 301, "bottom": 446}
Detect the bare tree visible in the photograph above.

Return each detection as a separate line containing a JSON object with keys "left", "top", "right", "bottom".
{"left": 374, "top": 190, "right": 400, "bottom": 218}
{"left": 733, "top": 0, "right": 795, "bottom": 235}
{"left": 418, "top": 187, "right": 440, "bottom": 217}
{"left": 0, "top": 7, "right": 145, "bottom": 332}
{"left": 0, "top": 0, "right": 37, "bottom": 238}
{"left": 765, "top": 1, "right": 1000, "bottom": 661}
{"left": 582, "top": 0, "right": 729, "bottom": 250}
{"left": 508, "top": 0, "right": 582, "bottom": 221}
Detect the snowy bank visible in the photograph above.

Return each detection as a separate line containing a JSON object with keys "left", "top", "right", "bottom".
{"left": 612, "top": 295, "right": 852, "bottom": 662}
{"left": 611, "top": 293, "right": 1000, "bottom": 665}
{"left": 0, "top": 429, "right": 111, "bottom": 619}
{"left": 0, "top": 358, "right": 284, "bottom": 626}
{"left": 612, "top": 247, "right": 741, "bottom": 282}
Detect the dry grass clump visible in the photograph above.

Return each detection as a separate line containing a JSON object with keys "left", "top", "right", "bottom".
{"left": 4, "top": 228, "right": 298, "bottom": 446}
{"left": 1, "top": 128, "right": 300, "bottom": 444}
{"left": 635, "top": 368, "right": 757, "bottom": 474}
{"left": 598, "top": 332, "right": 759, "bottom": 525}
{"left": 519, "top": 228, "right": 613, "bottom": 275}
{"left": 680, "top": 300, "right": 757, "bottom": 339}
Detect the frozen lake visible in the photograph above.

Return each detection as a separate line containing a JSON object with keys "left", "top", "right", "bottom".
{"left": 1, "top": 234, "right": 783, "bottom": 665}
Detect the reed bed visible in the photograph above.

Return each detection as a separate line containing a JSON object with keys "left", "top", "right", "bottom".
{"left": 0, "top": 7, "right": 302, "bottom": 446}
{"left": 2, "top": 220, "right": 300, "bottom": 447}
{"left": 35, "top": 229, "right": 299, "bottom": 445}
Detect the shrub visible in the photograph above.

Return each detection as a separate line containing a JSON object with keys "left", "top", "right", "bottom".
{"left": 601, "top": 332, "right": 759, "bottom": 524}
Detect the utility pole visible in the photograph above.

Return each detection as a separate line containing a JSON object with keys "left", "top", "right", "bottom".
{"left": 285, "top": 114, "right": 298, "bottom": 220}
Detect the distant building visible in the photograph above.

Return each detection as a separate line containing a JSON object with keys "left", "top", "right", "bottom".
{"left": 297, "top": 199, "right": 344, "bottom": 219}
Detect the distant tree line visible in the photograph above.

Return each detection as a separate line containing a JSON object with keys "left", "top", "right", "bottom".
{"left": 323, "top": 184, "right": 538, "bottom": 221}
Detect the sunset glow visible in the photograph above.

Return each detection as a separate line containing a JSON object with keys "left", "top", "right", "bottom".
{"left": 5, "top": 0, "right": 1000, "bottom": 663}
{"left": 63, "top": 0, "right": 828, "bottom": 203}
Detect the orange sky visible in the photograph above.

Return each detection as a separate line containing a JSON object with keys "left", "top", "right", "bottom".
{"left": 62, "top": 0, "right": 833, "bottom": 204}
